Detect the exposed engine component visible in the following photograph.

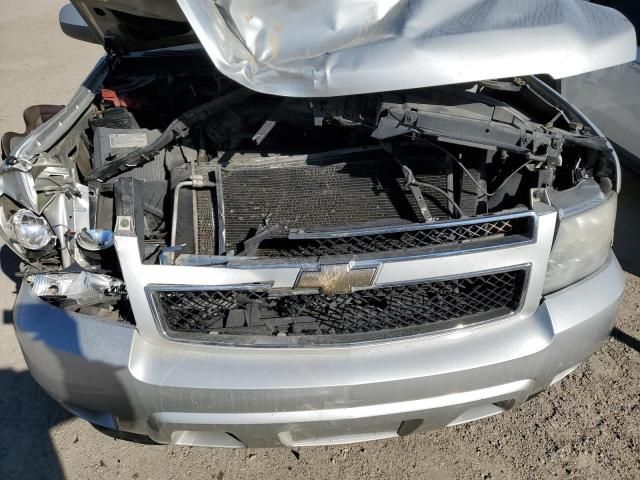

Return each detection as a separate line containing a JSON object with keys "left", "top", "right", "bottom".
{"left": 92, "top": 127, "right": 160, "bottom": 170}
{"left": 0, "top": 52, "right": 621, "bottom": 325}
{"left": 61, "top": 67, "right": 617, "bottom": 271}
{"left": 83, "top": 78, "right": 601, "bottom": 266}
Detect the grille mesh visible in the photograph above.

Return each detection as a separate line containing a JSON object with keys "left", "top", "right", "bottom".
{"left": 152, "top": 270, "right": 525, "bottom": 342}
{"left": 256, "top": 218, "right": 528, "bottom": 257}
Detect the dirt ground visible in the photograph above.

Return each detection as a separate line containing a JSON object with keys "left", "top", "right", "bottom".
{"left": 0, "top": 1, "right": 639, "bottom": 479}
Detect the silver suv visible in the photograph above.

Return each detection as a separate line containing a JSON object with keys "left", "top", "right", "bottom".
{"left": 1, "top": 0, "right": 634, "bottom": 447}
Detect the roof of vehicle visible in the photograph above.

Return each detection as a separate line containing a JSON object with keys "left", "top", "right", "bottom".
{"left": 70, "top": 0, "right": 637, "bottom": 97}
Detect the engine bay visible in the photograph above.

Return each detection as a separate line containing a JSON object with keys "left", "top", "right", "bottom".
{"left": 87, "top": 54, "right": 611, "bottom": 258}
{"left": 0, "top": 50, "right": 619, "bottom": 325}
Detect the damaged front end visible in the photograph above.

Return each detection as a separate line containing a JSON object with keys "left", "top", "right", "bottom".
{"left": 3, "top": 0, "right": 635, "bottom": 446}
{"left": 0, "top": 44, "right": 625, "bottom": 341}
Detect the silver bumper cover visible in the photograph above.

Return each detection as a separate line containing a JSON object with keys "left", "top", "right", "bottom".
{"left": 14, "top": 253, "right": 624, "bottom": 447}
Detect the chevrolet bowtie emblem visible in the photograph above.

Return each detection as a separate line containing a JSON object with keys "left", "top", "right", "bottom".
{"left": 295, "top": 264, "right": 378, "bottom": 295}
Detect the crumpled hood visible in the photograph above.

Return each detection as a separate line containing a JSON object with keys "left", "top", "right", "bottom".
{"left": 71, "top": 0, "right": 635, "bottom": 96}
{"left": 177, "top": 0, "right": 636, "bottom": 96}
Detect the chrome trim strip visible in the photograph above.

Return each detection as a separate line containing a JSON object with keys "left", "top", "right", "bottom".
{"left": 289, "top": 209, "right": 535, "bottom": 239}
{"left": 175, "top": 211, "right": 539, "bottom": 268}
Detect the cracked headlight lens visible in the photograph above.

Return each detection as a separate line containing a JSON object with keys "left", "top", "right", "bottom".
{"left": 544, "top": 192, "right": 617, "bottom": 295}
{"left": 10, "top": 209, "right": 55, "bottom": 250}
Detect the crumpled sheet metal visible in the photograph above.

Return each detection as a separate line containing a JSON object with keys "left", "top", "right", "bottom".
{"left": 177, "top": 0, "right": 637, "bottom": 97}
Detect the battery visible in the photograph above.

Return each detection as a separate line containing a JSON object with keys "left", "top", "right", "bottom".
{"left": 92, "top": 127, "right": 161, "bottom": 170}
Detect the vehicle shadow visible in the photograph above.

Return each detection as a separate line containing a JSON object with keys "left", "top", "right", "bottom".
{"left": 611, "top": 327, "right": 640, "bottom": 354}
{"left": 610, "top": 166, "right": 640, "bottom": 353}
{"left": 613, "top": 167, "right": 640, "bottom": 277}
{"left": 0, "top": 242, "right": 71, "bottom": 479}
{"left": 1, "top": 244, "right": 20, "bottom": 324}
{"left": 0, "top": 369, "right": 71, "bottom": 480}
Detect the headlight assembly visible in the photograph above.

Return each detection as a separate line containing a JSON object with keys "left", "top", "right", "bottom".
{"left": 544, "top": 191, "right": 617, "bottom": 295}
{"left": 76, "top": 228, "right": 114, "bottom": 251}
{"left": 28, "top": 271, "right": 126, "bottom": 308}
{"left": 9, "top": 209, "right": 56, "bottom": 250}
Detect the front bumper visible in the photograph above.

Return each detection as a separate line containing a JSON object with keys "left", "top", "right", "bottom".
{"left": 14, "top": 253, "right": 624, "bottom": 448}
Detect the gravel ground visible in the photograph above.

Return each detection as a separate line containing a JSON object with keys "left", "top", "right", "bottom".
{"left": 0, "top": 2, "right": 639, "bottom": 479}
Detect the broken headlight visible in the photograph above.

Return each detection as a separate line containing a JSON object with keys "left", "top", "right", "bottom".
{"left": 76, "top": 228, "right": 114, "bottom": 251}
{"left": 29, "top": 271, "right": 125, "bottom": 306}
{"left": 10, "top": 209, "right": 55, "bottom": 250}
{"left": 544, "top": 192, "right": 617, "bottom": 294}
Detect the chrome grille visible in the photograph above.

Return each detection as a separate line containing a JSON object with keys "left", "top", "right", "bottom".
{"left": 151, "top": 270, "right": 526, "bottom": 343}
